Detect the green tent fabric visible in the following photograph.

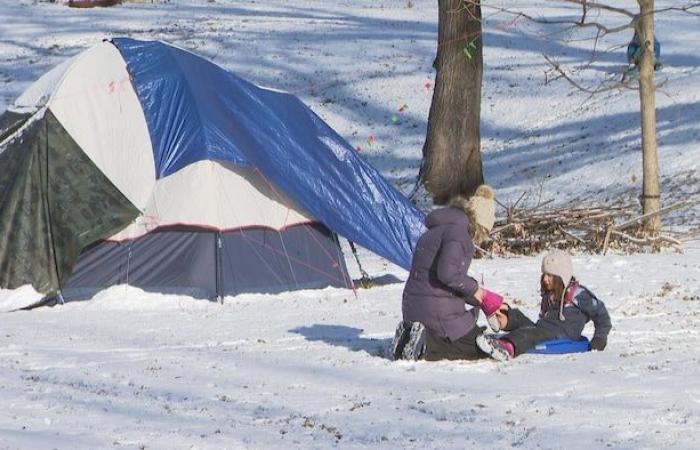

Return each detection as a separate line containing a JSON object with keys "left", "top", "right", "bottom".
{"left": 0, "top": 110, "right": 140, "bottom": 294}
{"left": 0, "top": 110, "right": 30, "bottom": 143}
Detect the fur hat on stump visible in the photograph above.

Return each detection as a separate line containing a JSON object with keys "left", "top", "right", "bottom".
{"left": 467, "top": 184, "right": 496, "bottom": 232}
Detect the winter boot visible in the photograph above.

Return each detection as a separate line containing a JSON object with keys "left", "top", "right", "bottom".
{"left": 389, "top": 320, "right": 412, "bottom": 360}
{"left": 402, "top": 322, "right": 426, "bottom": 361}
{"left": 476, "top": 334, "right": 513, "bottom": 362}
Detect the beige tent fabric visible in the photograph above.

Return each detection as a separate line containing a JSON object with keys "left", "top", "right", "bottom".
{"left": 109, "top": 160, "right": 314, "bottom": 240}
{"left": 49, "top": 42, "right": 156, "bottom": 209}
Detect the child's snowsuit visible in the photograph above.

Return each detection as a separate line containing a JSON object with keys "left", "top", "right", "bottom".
{"left": 501, "top": 282, "right": 612, "bottom": 356}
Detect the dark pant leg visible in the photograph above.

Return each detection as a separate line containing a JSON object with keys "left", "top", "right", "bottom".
{"left": 501, "top": 309, "right": 560, "bottom": 356}
{"left": 425, "top": 326, "right": 488, "bottom": 361}
{"left": 503, "top": 308, "right": 536, "bottom": 331}
{"left": 503, "top": 326, "right": 559, "bottom": 356}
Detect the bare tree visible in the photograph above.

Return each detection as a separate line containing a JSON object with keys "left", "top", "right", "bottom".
{"left": 421, "top": 0, "right": 484, "bottom": 205}
{"left": 546, "top": 0, "right": 662, "bottom": 232}
{"left": 485, "top": 0, "right": 698, "bottom": 233}
{"left": 636, "top": 0, "right": 661, "bottom": 232}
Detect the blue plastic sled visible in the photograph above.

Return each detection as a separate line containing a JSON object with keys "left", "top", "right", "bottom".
{"left": 527, "top": 336, "right": 591, "bottom": 354}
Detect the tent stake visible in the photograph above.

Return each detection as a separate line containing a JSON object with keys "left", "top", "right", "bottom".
{"left": 348, "top": 240, "right": 373, "bottom": 288}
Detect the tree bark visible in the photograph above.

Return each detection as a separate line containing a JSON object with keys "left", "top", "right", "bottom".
{"left": 421, "top": 0, "right": 484, "bottom": 204}
{"left": 637, "top": 0, "right": 661, "bottom": 233}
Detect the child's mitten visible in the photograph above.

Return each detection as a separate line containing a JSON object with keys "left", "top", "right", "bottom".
{"left": 590, "top": 336, "right": 607, "bottom": 351}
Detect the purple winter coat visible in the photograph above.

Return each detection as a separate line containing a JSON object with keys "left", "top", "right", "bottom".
{"left": 402, "top": 207, "right": 481, "bottom": 341}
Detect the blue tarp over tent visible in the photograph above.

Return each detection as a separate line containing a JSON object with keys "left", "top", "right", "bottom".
{"left": 111, "top": 38, "right": 426, "bottom": 270}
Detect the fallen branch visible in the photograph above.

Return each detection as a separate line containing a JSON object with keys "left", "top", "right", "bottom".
{"left": 614, "top": 199, "right": 698, "bottom": 231}
{"left": 485, "top": 201, "right": 688, "bottom": 256}
{"left": 557, "top": 223, "right": 595, "bottom": 251}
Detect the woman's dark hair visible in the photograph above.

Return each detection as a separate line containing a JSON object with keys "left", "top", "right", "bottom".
{"left": 540, "top": 274, "right": 565, "bottom": 300}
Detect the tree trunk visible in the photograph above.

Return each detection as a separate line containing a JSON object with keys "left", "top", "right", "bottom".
{"left": 637, "top": 0, "right": 661, "bottom": 233}
{"left": 421, "top": 0, "right": 484, "bottom": 204}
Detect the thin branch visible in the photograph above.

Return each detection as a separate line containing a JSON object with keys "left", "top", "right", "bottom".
{"left": 494, "top": 198, "right": 509, "bottom": 211}
{"left": 610, "top": 230, "right": 682, "bottom": 248}
{"left": 557, "top": 223, "right": 595, "bottom": 251}
{"left": 655, "top": 3, "right": 700, "bottom": 16}
{"left": 484, "top": 3, "right": 631, "bottom": 36}
{"left": 614, "top": 199, "right": 699, "bottom": 231}
{"left": 658, "top": 234, "right": 683, "bottom": 246}
{"left": 565, "top": 0, "right": 700, "bottom": 19}
{"left": 474, "top": 243, "right": 493, "bottom": 258}
{"left": 490, "top": 222, "right": 518, "bottom": 236}
{"left": 543, "top": 54, "right": 634, "bottom": 94}
{"left": 532, "top": 198, "right": 555, "bottom": 211}
{"left": 485, "top": 2, "right": 699, "bottom": 37}
{"left": 610, "top": 230, "right": 650, "bottom": 245}
{"left": 560, "top": 0, "right": 635, "bottom": 18}
{"left": 512, "top": 191, "right": 528, "bottom": 209}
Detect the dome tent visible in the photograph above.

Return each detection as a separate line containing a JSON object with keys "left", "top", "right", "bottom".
{"left": 0, "top": 38, "right": 426, "bottom": 301}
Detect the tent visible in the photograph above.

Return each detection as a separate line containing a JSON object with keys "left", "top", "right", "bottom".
{"left": 0, "top": 38, "right": 426, "bottom": 301}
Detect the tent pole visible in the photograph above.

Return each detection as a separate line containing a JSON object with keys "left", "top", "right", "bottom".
{"left": 216, "top": 232, "right": 223, "bottom": 304}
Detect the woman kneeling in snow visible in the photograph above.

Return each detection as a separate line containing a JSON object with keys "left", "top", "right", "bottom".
{"left": 476, "top": 250, "right": 612, "bottom": 361}
{"left": 390, "top": 185, "right": 504, "bottom": 361}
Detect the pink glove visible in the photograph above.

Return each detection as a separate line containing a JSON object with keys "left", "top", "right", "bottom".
{"left": 480, "top": 288, "right": 504, "bottom": 317}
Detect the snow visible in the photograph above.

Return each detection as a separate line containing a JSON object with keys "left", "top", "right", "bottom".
{"left": 1, "top": 0, "right": 699, "bottom": 448}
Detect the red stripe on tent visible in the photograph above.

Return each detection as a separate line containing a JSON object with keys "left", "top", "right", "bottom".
{"left": 253, "top": 168, "right": 355, "bottom": 293}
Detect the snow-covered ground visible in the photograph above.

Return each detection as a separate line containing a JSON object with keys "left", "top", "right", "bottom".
{"left": 2, "top": 247, "right": 700, "bottom": 449}
{"left": 1, "top": 0, "right": 699, "bottom": 448}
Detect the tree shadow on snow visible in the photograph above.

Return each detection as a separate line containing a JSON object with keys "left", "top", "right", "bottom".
{"left": 289, "top": 324, "right": 391, "bottom": 359}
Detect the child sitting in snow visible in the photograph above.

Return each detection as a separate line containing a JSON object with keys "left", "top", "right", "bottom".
{"left": 476, "top": 250, "right": 612, "bottom": 361}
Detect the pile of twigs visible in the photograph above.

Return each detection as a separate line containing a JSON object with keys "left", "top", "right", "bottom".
{"left": 482, "top": 198, "right": 696, "bottom": 256}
